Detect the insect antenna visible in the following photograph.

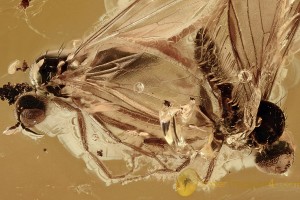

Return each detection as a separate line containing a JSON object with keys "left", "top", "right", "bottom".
{"left": 5, "top": 121, "right": 43, "bottom": 136}
{"left": 5, "top": 122, "right": 21, "bottom": 132}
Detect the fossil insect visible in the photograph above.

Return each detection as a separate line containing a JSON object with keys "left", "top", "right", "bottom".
{"left": 1, "top": 0, "right": 299, "bottom": 195}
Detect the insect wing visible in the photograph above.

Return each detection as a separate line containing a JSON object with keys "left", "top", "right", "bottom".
{"left": 34, "top": 0, "right": 225, "bottom": 184}
{"left": 259, "top": 0, "right": 300, "bottom": 100}
{"left": 194, "top": 0, "right": 300, "bottom": 134}
{"left": 74, "top": 0, "right": 219, "bottom": 68}
{"left": 58, "top": 0, "right": 223, "bottom": 144}
{"left": 20, "top": 0, "right": 300, "bottom": 186}
{"left": 226, "top": 0, "right": 299, "bottom": 100}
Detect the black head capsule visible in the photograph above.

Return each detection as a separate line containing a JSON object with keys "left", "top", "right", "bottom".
{"left": 255, "top": 141, "right": 294, "bottom": 174}
{"left": 251, "top": 100, "right": 285, "bottom": 145}
{"left": 15, "top": 94, "right": 46, "bottom": 127}
{"left": 32, "top": 53, "right": 68, "bottom": 86}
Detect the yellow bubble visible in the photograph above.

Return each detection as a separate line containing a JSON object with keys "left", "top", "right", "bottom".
{"left": 176, "top": 168, "right": 200, "bottom": 197}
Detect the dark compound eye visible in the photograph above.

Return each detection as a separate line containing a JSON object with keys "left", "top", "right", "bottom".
{"left": 252, "top": 100, "right": 285, "bottom": 145}
{"left": 255, "top": 141, "right": 294, "bottom": 174}
{"left": 15, "top": 94, "right": 46, "bottom": 127}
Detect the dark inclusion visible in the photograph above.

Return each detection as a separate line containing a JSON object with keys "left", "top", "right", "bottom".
{"left": 36, "top": 54, "right": 68, "bottom": 85}
{"left": 0, "top": 82, "right": 33, "bottom": 105}
{"left": 194, "top": 28, "right": 240, "bottom": 131}
{"left": 20, "top": 0, "right": 30, "bottom": 9}
{"left": 194, "top": 27, "right": 292, "bottom": 173}
{"left": 251, "top": 101, "right": 285, "bottom": 145}
{"left": 194, "top": 28, "right": 285, "bottom": 145}
{"left": 15, "top": 95, "right": 46, "bottom": 126}
{"left": 16, "top": 95, "right": 46, "bottom": 114}
{"left": 97, "top": 150, "right": 103, "bottom": 157}
{"left": 35, "top": 54, "right": 70, "bottom": 97}
{"left": 46, "top": 85, "right": 68, "bottom": 98}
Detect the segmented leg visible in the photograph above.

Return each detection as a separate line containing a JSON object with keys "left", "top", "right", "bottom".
{"left": 53, "top": 97, "right": 185, "bottom": 183}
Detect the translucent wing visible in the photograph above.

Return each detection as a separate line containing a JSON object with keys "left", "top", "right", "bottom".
{"left": 259, "top": 0, "right": 300, "bottom": 100}
{"left": 12, "top": 0, "right": 299, "bottom": 188}
{"left": 194, "top": 0, "right": 300, "bottom": 135}
{"left": 226, "top": 0, "right": 300, "bottom": 99}
{"left": 78, "top": 0, "right": 213, "bottom": 43}
{"left": 70, "top": 0, "right": 300, "bottom": 137}
{"left": 30, "top": 0, "right": 222, "bottom": 185}
{"left": 56, "top": 0, "right": 225, "bottom": 144}
{"left": 73, "top": 0, "right": 219, "bottom": 71}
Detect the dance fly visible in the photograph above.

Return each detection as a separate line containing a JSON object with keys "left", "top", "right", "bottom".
{"left": 1, "top": 0, "right": 299, "bottom": 195}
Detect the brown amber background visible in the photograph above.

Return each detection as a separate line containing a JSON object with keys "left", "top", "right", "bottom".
{"left": 0, "top": 0, "right": 300, "bottom": 199}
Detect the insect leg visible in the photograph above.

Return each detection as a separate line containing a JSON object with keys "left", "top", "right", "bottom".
{"left": 92, "top": 114, "right": 171, "bottom": 170}
{"left": 175, "top": 158, "right": 191, "bottom": 172}
{"left": 203, "top": 156, "right": 218, "bottom": 184}
{"left": 88, "top": 114, "right": 183, "bottom": 183}
{"left": 54, "top": 97, "right": 182, "bottom": 183}
{"left": 70, "top": 95, "right": 173, "bottom": 170}
{"left": 203, "top": 134, "right": 223, "bottom": 184}
{"left": 52, "top": 98, "right": 139, "bottom": 182}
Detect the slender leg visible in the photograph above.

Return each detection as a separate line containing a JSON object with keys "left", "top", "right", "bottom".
{"left": 52, "top": 98, "right": 135, "bottom": 182}
{"left": 53, "top": 97, "right": 182, "bottom": 183}
{"left": 203, "top": 156, "right": 218, "bottom": 184}
{"left": 203, "top": 137, "right": 223, "bottom": 184}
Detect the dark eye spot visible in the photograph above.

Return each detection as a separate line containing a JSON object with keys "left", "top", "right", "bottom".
{"left": 16, "top": 94, "right": 46, "bottom": 127}
{"left": 20, "top": 108, "right": 45, "bottom": 126}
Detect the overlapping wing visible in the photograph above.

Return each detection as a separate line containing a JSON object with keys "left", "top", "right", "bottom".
{"left": 49, "top": 0, "right": 225, "bottom": 184}
{"left": 73, "top": 0, "right": 222, "bottom": 71}
{"left": 58, "top": 0, "right": 300, "bottom": 149}
{"left": 44, "top": 0, "right": 300, "bottom": 185}
{"left": 194, "top": 0, "right": 300, "bottom": 135}
{"left": 61, "top": 0, "right": 225, "bottom": 143}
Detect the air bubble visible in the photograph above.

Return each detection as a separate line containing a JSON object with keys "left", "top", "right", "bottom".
{"left": 176, "top": 168, "right": 200, "bottom": 197}
{"left": 238, "top": 70, "right": 252, "bottom": 83}
{"left": 91, "top": 134, "right": 99, "bottom": 141}
{"left": 133, "top": 82, "right": 144, "bottom": 93}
